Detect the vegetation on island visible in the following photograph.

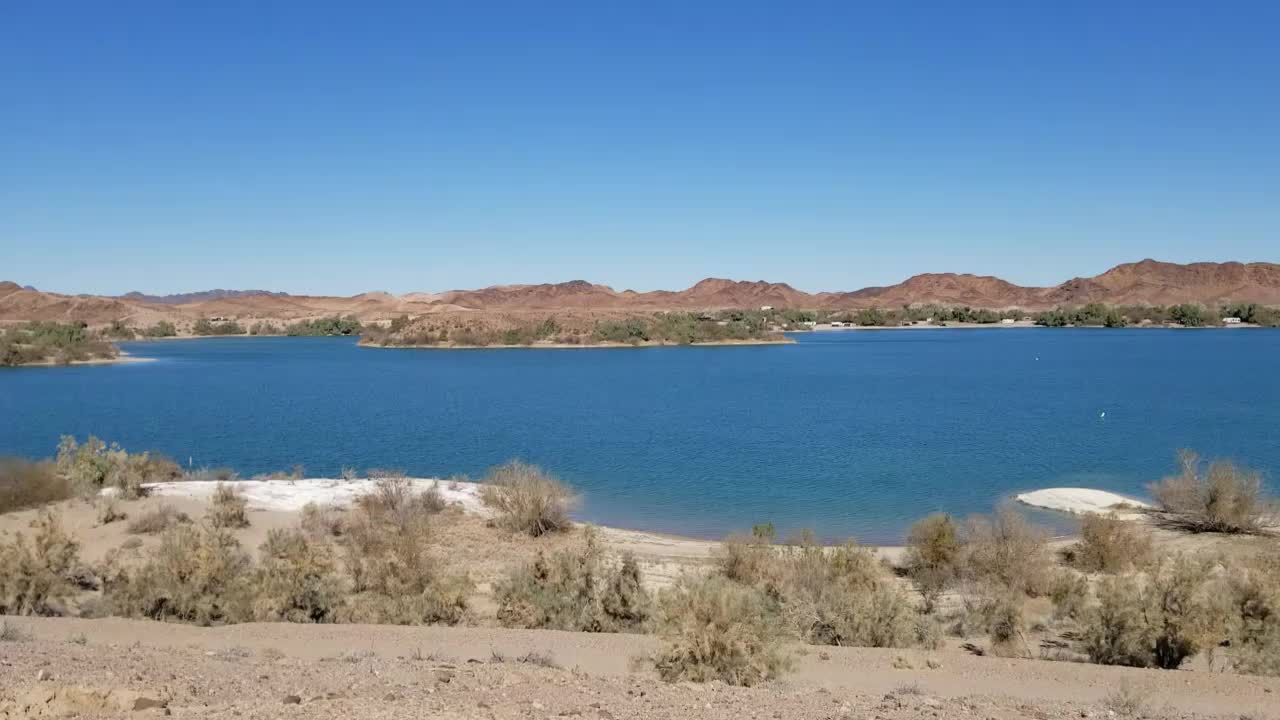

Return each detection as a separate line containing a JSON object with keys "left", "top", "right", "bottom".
{"left": 284, "top": 315, "right": 362, "bottom": 336}
{"left": 360, "top": 311, "right": 784, "bottom": 348}
{"left": 1, "top": 441, "right": 1277, "bottom": 685}
{"left": 0, "top": 321, "right": 119, "bottom": 367}
{"left": 775, "top": 301, "right": 1280, "bottom": 329}
{"left": 192, "top": 318, "right": 246, "bottom": 336}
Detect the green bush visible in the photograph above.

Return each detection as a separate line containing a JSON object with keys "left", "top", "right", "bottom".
{"left": 140, "top": 321, "right": 177, "bottom": 338}
{"left": 652, "top": 574, "right": 790, "bottom": 686}
{"left": 192, "top": 318, "right": 245, "bottom": 336}
{"left": 284, "top": 316, "right": 362, "bottom": 336}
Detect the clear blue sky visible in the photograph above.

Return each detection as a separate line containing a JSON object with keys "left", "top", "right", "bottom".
{"left": 3, "top": 1, "right": 1277, "bottom": 296}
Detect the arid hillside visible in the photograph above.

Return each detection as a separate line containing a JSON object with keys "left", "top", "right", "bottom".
{"left": 3, "top": 260, "right": 1279, "bottom": 328}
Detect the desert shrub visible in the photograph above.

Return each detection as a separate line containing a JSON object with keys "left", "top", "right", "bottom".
{"left": 479, "top": 461, "right": 576, "bottom": 537}
{"left": 716, "top": 534, "right": 779, "bottom": 587}
{"left": 776, "top": 541, "right": 919, "bottom": 648}
{"left": 1065, "top": 514, "right": 1154, "bottom": 573}
{"left": 959, "top": 509, "right": 1053, "bottom": 597}
{"left": 1224, "top": 555, "right": 1280, "bottom": 676}
{"left": 1049, "top": 568, "right": 1091, "bottom": 621}
{"left": 1082, "top": 554, "right": 1227, "bottom": 669}
{"left": 716, "top": 532, "right": 924, "bottom": 648}
{"left": 208, "top": 482, "right": 249, "bottom": 529}
{"left": 103, "top": 524, "right": 253, "bottom": 625}
{"left": 652, "top": 574, "right": 790, "bottom": 686}
{"left": 0, "top": 512, "right": 81, "bottom": 615}
{"left": 495, "top": 529, "right": 651, "bottom": 632}
{"left": 95, "top": 498, "right": 126, "bottom": 525}
{"left": 982, "top": 593, "right": 1031, "bottom": 657}
{"left": 55, "top": 436, "right": 181, "bottom": 499}
{"left": 903, "top": 513, "right": 961, "bottom": 612}
{"left": 0, "top": 458, "right": 72, "bottom": 514}
{"left": 356, "top": 475, "right": 444, "bottom": 529}
{"left": 126, "top": 504, "right": 190, "bottom": 534}
{"left": 1149, "top": 450, "right": 1273, "bottom": 534}
{"left": 140, "top": 321, "right": 177, "bottom": 338}
{"left": 1102, "top": 681, "right": 1149, "bottom": 717}
{"left": 299, "top": 502, "right": 347, "bottom": 539}
{"left": 252, "top": 528, "right": 344, "bottom": 623}
{"left": 337, "top": 495, "right": 469, "bottom": 625}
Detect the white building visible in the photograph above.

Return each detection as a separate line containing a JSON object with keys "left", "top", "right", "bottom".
{"left": 1223, "top": 317, "right": 1242, "bottom": 324}
{"left": 760, "top": 305, "right": 773, "bottom": 311}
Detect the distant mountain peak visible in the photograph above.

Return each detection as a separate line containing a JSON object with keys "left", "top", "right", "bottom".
{"left": 118, "top": 289, "right": 291, "bottom": 305}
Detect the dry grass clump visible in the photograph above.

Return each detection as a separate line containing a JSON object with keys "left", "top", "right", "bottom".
{"left": 0, "top": 512, "right": 81, "bottom": 615}
{"left": 299, "top": 502, "right": 347, "bottom": 539}
{"left": 480, "top": 461, "right": 576, "bottom": 537}
{"left": 126, "top": 504, "right": 191, "bottom": 534}
{"left": 652, "top": 574, "right": 790, "bottom": 686}
{"left": 0, "top": 458, "right": 73, "bottom": 514}
{"left": 1082, "top": 554, "right": 1226, "bottom": 669}
{"left": 1064, "top": 513, "right": 1155, "bottom": 573}
{"left": 903, "top": 513, "right": 961, "bottom": 612}
{"left": 1148, "top": 450, "right": 1274, "bottom": 534}
{"left": 252, "top": 528, "right": 344, "bottom": 623}
{"left": 337, "top": 489, "right": 469, "bottom": 625}
{"left": 207, "top": 482, "right": 249, "bottom": 529}
{"left": 55, "top": 435, "right": 181, "bottom": 500}
{"left": 959, "top": 509, "right": 1053, "bottom": 597}
{"left": 495, "top": 529, "right": 652, "bottom": 632}
{"left": 103, "top": 523, "right": 253, "bottom": 625}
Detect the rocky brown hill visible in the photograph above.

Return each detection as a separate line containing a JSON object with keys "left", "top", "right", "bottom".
{"left": 3, "top": 260, "right": 1278, "bottom": 327}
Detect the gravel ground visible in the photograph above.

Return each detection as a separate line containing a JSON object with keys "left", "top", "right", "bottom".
{"left": 2, "top": 618, "right": 1276, "bottom": 719}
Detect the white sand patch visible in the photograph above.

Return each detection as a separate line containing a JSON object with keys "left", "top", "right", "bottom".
{"left": 133, "top": 477, "right": 492, "bottom": 516}
{"left": 1016, "top": 488, "right": 1151, "bottom": 517}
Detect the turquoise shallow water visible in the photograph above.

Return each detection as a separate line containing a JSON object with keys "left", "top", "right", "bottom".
{"left": 2, "top": 329, "right": 1277, "bottom": 543}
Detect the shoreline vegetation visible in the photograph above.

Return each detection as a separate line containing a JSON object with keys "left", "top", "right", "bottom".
{"left": 2, "top": 436, "right": 1277, "bottom": 691}
{"left": 2, "top": 300, "right": 1277, "bottom": 366}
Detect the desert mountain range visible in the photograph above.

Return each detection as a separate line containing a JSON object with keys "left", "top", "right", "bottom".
{"left": 3, "top": 260, "right": 1279, "bottom": 326}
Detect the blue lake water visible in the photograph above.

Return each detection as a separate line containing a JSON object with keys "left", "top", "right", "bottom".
{"left": 2, "top": 330, "right": 1278, "bottom": 544}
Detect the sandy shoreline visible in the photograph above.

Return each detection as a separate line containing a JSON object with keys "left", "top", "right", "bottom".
{"left": 1015, "top": 487, "right": 1152, "bottom": 517}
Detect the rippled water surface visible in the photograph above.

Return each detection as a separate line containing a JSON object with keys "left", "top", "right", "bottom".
{"left": 3, "top": 330, "right": 1277, "bottom": 543}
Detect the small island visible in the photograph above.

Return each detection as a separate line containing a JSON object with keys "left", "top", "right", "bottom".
{"left": 1, "top": 321, "right": 123, "bottom": 367}
{"left": 358, "top": 310, "right": 794, "bottom": 349}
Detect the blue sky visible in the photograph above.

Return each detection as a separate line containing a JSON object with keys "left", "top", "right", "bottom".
{"left": 3, "top": 1, "right": 1277, "bottom": 296}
